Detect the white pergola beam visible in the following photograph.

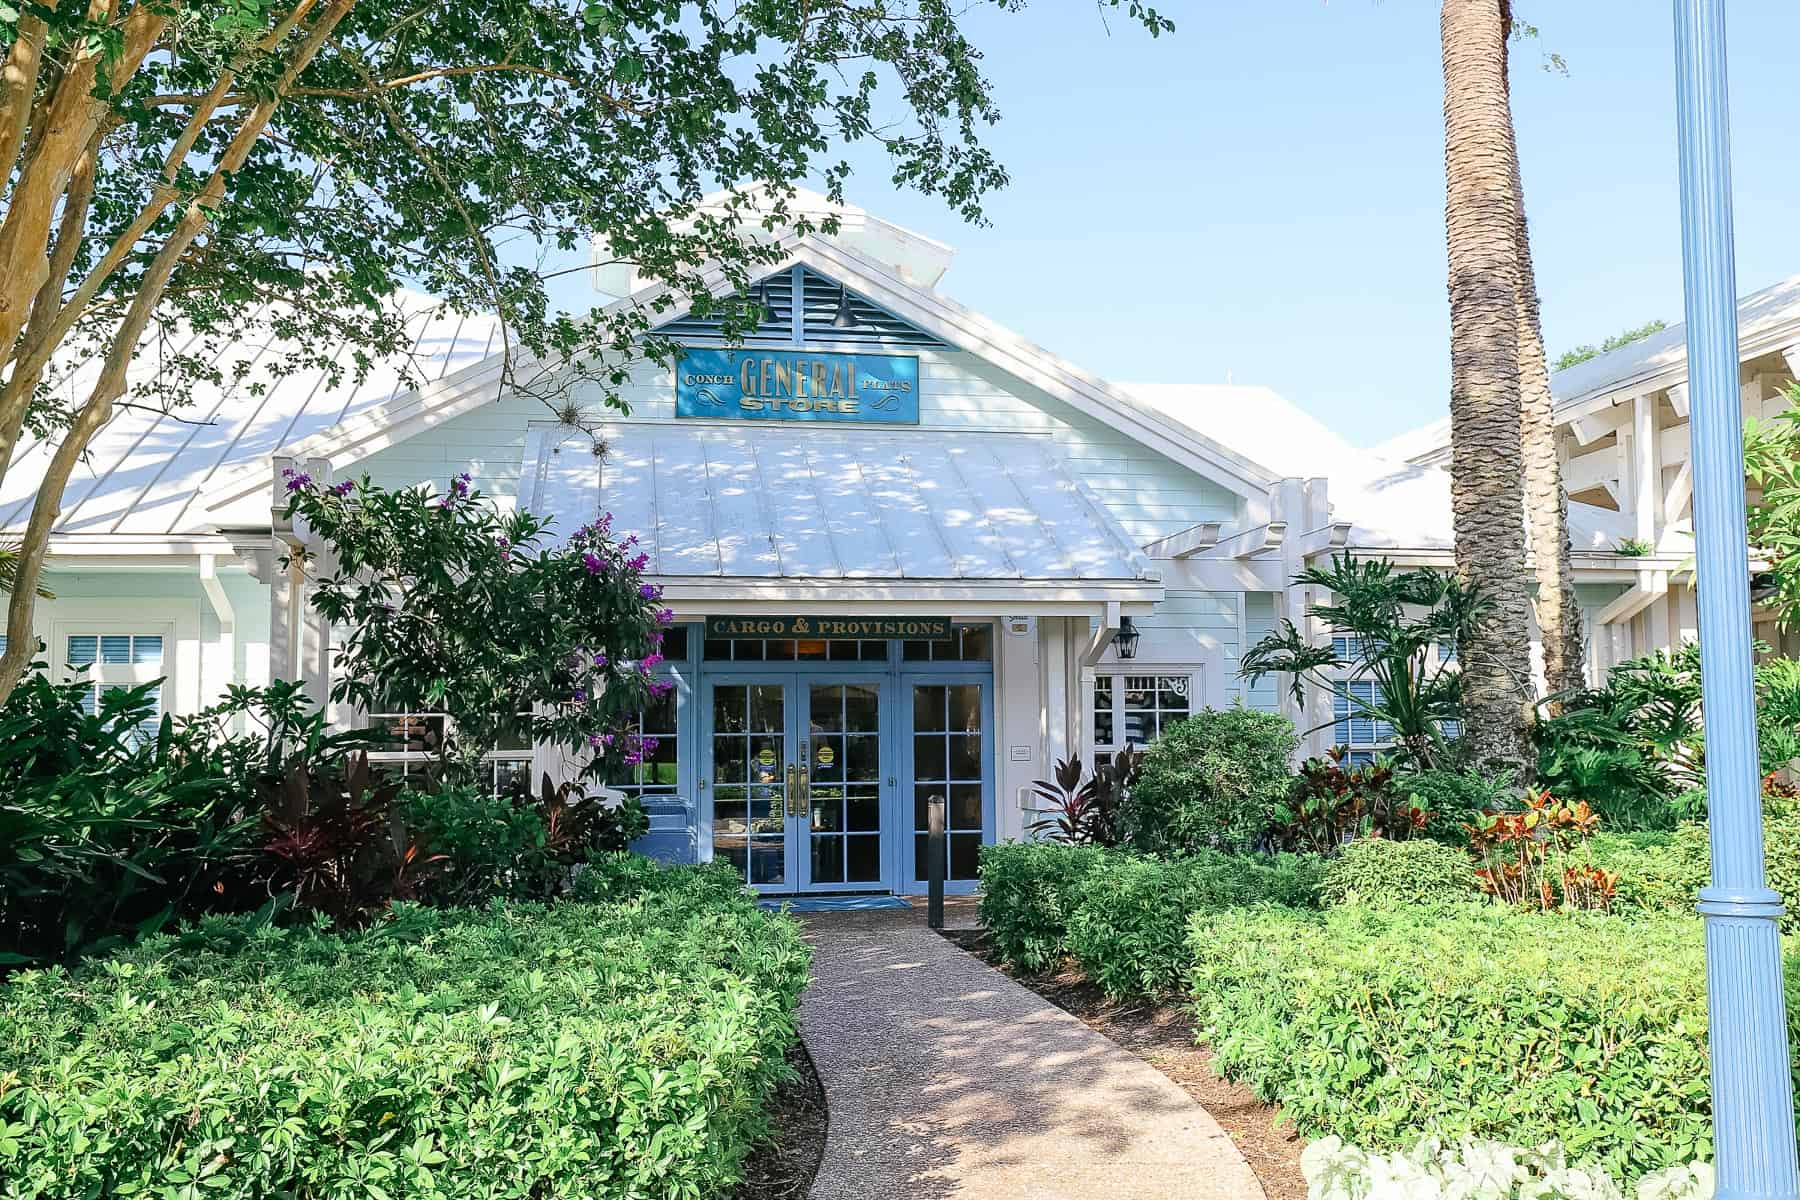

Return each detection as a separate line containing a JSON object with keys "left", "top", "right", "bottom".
{"left": 1199, "top": 520, "right": 1287, "bottom": 560}
{"left": 1667, "top": 382, "right": 1690, "bottom": 418}
{"left": 1288, "top": 522, "right": 1355, "bottom": 560}
{"left": 1141, "top": 520, "right": 1222, "bottom": 560}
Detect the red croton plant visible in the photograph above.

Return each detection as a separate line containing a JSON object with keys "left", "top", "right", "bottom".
{"left": 1467, "top": 790, "right": 1619, "bottom": 911}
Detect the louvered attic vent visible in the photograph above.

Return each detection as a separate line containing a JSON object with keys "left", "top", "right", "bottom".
{"left": 654, "top": 265, "right": 949, "bottom": 349}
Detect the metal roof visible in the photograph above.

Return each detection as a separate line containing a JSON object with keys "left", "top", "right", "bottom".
{"left": 2, "top": 297, "right": 504, "bottom": 539}
{"left": 524, "top": 423, "right": 1156, "bottom": 583}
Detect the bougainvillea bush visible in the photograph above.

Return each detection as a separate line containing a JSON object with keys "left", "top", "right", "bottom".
{"left": 285, "top": 473, "right": 674, "bottom": 786}
{"left": 0, "top": 862, "right": 808, "bottom": 1200}
{"left": 1186, "top": 903, "right": 1768, "bottom": 1180}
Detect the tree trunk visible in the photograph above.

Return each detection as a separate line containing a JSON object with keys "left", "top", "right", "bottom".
{"left": 1502, "top": 32, "right": 1588, "bottom": 698}
{"left": 1441, "top": 0, "right": 1536, "bottom": 777}
{"left": 0, "top": 0, "right": 355, "bottom": 704}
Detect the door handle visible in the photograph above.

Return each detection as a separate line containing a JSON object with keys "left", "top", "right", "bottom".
{"left": 788, "top": 764, "right": 810, "bottom": 817}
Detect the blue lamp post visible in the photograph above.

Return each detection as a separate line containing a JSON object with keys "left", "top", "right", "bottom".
{"left": 1672, "top": 3, "right": 1800, "bottom": 1197}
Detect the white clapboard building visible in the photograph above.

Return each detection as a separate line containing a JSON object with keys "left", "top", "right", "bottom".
{"left": 5, "top": 193, "right": 1789, "bottom": 896}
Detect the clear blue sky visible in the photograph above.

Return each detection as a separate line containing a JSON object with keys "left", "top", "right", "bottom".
{"left": 798, "top": 1, "right": 1800, "bottom": 448}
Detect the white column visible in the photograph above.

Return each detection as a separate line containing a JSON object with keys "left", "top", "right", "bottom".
{"left": 1635, "top": 392, "right": 1660, "bottom": 546}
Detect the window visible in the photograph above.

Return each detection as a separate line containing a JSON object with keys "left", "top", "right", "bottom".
{"left": 64, "top": 632, "right": 166, "bottom": 740}
{"left": 1332, "top": 680, "right": 1395, "bottom": 767}
{"left": 365, "top": 709, "right": 534, "bottom": 797}
{"left": 704, "top": 637, "right": 886, "bottom": 662}
{"left": 602, "top": 685, "right": 680, "bottom": 800}
{"left": 1090, "top": 672, "right": 1194, "bottom": 759}
{"left": 901, "top": 624, "right": 993, "bottom": 662}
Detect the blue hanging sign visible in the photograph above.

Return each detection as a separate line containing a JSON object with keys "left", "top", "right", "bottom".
{"left": 675, "top": 347, "right": 920, "bottom": 424}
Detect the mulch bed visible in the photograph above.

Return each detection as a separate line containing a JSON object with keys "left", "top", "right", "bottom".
{"left": 734, "top": 1038, "right": 828, "bottom": 1200}
{"left": 939, "top": 927, "right": 1309, "bottom": 1200}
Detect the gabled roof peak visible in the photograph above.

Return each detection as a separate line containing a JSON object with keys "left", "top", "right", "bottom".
{"left": 591, "top": 184, "right": 957, "bottom": 298}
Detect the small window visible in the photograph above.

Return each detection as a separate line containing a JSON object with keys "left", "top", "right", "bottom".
{"left": 603, "top": 686, "right": 680, "bottom": 799}
{"left": 63, "top": 631, "right": 167, "bottom": 741}
{"left": 365, "top": 707, "right": 533, "bottom": 797}
{"left": 1089, "top": 671, "right": 1194, "bottom": 760}
{"left": 705, "top": 637, "right": 886, "bottom": 661}
{"left": 1331, "top": 680, "right": 1395, "bottom": 754}
{"left": 902, "top": 624, "right": 992, "bottom": 662}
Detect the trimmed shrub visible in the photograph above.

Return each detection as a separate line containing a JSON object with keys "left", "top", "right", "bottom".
{"left": 1065, "top": 849, "right": 1322, "bottom": 997}
{"left": 1122, "top": 705, "right": 1300, "bottom": 854}
{"left": 0, "top": 866, "right": 809, "bottom": 1200}
{"left": 977, "top": 842, "right": 1112, "bottom": 971}
{"left": 1585, "top": 829, "right": 1706, "bottom": 916}
{"left": 1187, "top": 904, "right": 1743, "bottom": 1179}
{"left": 1320, "top": 837, "right": 1476, "bottom": 908}
{"left": 1393, "top": 768, "right": 1515, "bottom": 844}
{"left": 1589, "top": 815, "right": 1800, "bottom": 929}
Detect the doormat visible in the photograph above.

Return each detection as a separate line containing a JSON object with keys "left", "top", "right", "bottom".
{"left": 758, "top": 895, "right": 913, "bottom": 913}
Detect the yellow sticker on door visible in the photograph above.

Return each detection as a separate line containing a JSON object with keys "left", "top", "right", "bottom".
{"left": 816, "top": 744, "right": 836, "bottom": 767}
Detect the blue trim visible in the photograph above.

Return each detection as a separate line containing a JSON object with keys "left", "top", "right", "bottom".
{"left": 691, "top": 642, "right": 995, "bottom": 896}
{"left": 898, "top": 675, "right": 995, "bottom": 898}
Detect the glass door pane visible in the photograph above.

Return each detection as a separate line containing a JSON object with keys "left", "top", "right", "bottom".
{"left": 711, "top": 682, "right": 790, "bottom": 888}
{"left": 807, "top": 682, "right": 883, "bottom": 886}
{"left": 911, "top": 682, "right": 986, "bottom": 882}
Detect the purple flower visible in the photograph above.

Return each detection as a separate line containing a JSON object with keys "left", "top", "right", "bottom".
{"left": 284, "top": 472, "right": 312, "bottom": 492}
{"left": 582, "top": 551, "right": 603, "bottom": 575}
{"left": 649, "top": 679, "right": 675, "bottom": 698}
{"left": 625, "top": 534, "right": 639, "bottom": 547}
{"left": 593, "top": 652, "right": 608, "bottom": 667}
{"left": 654, "top": 607, "right": 674, "bottom": 625}
{"left": 586, "top": 734, "right": 603, "bottom": 747}
{"left": 641, "top": 736, "right": 660, "bottom": 753}
{"left": 622, "top": 751, "right": 642, "bottom": 766}
{"left": 638, "top": 583, "right": 659, "bottom": 600}
{"left": 642, "top": 652, "right": 663, "bottom": 669}
{"left": 627, "top": 553, "right": 650, "bottom": 573}
{"left": 331, "top": 480, "right": 354, "bottom": 497}
{"left": 573, "top": 689, "right": 587, "bottom": 702}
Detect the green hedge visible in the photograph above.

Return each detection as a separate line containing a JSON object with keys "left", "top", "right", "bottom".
{"left": 1121, "top": 706, "right": 1299, "bottom": 853}
{"left": 1320, "top": 837, "right": 1476, "bottom": 908}
{"left": 1186, "top": 903, "right": 1761, "bottom": 1180}
{"left": 1064, "top": 849, "right": 1322, "bottom": 997}
{"left": 0, "top": 863, "right": 809, "bottom": 1199}
{"left": 977, "top": 843, "right": 1111, "bottom": 971}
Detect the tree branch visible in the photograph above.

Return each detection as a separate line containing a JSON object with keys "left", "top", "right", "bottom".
{"left": 0, "top": 13, "right": 48, "bottom": 187}
{"left": 0, "top": 0, "right": 358, "bottom": 704}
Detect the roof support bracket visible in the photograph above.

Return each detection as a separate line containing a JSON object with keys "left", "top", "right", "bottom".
{"left": 1081, "top": 601, "right": 1121, "bottom": 668}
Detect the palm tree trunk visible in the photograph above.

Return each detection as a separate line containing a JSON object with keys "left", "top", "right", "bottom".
{"left": 1441, "top": 0, "right": 1536, "bottom": 776}
{"left": 1503, "top": 27, "right": 1588, "bottom": 698}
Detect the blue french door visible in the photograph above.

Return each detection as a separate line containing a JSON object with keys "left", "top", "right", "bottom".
{"left": 902, "top": 678, "right": 993, "bottom": 896}
{"left": 702, "top": 674, "right": 891, "bottom": 893}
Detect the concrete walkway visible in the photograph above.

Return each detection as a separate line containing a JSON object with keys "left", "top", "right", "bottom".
{"left": 797, "top": 907, "right": 1266, "bottom": 1200}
